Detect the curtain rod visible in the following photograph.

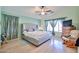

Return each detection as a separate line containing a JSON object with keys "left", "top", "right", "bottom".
{"left": 2, "top": 14, "right": 19, "bottom": 18}
{"left": 45, "top": 17, "right": 67, "bottom": 21}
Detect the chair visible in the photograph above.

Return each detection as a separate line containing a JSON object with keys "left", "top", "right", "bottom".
{"left": 62, "top": 30, "right": 79, "bottom": 48}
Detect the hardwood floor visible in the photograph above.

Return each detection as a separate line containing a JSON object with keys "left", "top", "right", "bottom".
{"left": 0, "top": 37, "right": 77, "bottom": 53}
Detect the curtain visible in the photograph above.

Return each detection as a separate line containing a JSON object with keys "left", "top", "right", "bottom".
{"left": 45, "top": 20, "right": 58, "bottom": 35}
{"left": 45, "top": 20, "right": 48, "bottom": 31}
{"left": 45, "top": 17, "right": 66, "bottom": 36}
{"left": 1, "top": 14, "right": 19, "bottom": 40}
{"left": 54, "top": 20, "right": 63, "bottom": 32}
{"left": 50, "top": 20, "right": 58, "bottom": 35}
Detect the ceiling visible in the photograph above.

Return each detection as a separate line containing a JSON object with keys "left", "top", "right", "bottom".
{"left": 1, "top": 6, "right": 74, "bottom": 19}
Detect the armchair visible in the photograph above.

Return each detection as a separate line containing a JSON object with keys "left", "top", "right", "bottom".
{"left": 62, "top": 30, "right": 79, "bottom": 48}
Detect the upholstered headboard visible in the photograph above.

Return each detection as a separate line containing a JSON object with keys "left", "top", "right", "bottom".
{"left": 22, "top": 23, "right": 38, "bottom": 32}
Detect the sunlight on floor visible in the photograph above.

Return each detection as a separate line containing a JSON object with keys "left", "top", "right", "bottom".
{"left": 54, "top": 40, "right": 63, "bottom": 49}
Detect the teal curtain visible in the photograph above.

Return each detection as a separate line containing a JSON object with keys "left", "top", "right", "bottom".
{"left": 45, "top": 20, "right": 48, "bottom": 31}
{"left": 1, "top": 14, "right": 19, "bottom": 40}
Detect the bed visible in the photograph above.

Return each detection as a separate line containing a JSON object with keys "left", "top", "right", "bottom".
{"left": 21, "top": 23, "right": 52, "bottom": 46}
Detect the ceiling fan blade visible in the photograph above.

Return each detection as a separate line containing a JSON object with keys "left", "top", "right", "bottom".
{"left": 50, "top": 11, "right": 54, "bottom": 13}
{"left": 46, "top": 10, "right": 52, "bottom": 12}
{"left": 35, "top": 11, "right": 40, "bottom": 13}
{"left": 46, "top": 10, "right": 54, "bottom": 13}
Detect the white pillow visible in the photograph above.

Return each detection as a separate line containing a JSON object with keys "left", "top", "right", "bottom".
{"left": 70, "top": 30, "right": 79, "bottom": 39}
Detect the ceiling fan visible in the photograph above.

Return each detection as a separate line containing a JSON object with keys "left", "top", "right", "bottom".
{"left": 35, "top": 6, "right": 54, "bottom": 15}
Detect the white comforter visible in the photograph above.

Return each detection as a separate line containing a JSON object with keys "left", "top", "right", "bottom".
{"left": 23, "top": 31, "right": 52, "bottom": 40}
{"left": 23, "top": 31, "right": 52, "bottom": 45}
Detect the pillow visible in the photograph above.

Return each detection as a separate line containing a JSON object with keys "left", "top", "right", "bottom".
{"left": 70, "top": 30, "right": 79, "bottom": 39}
{"left": 38, "top": 27, "right": 43, "bottom": 31}
{"left": 33, "top": 28, "right": 35, "bottom": 31}
{"left": 26, "top": 29, "right": 29, "bottom": 32}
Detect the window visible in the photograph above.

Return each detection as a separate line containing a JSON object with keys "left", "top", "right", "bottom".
{"left": 47, "top": 22, "right": 52, "bottom": 31}
{"left": 54, "top": 20, "right": 62, "bottom": 32}
{"left": 47, "top": 20, "right": 62, "bottom": 32}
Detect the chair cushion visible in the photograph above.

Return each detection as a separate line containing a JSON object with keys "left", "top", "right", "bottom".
{"left": 70, "top": 30, "right": 79, "bottom": 39}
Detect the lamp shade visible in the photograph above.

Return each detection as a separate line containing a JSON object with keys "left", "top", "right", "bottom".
{"left": 39, "top": 26, "right": 43, "bottom": 31}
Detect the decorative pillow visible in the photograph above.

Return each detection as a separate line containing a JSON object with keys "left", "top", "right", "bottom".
{"left": 33, "top": 28, "right": 35, "bottom": 31}
{"left": 39, "top": 27, "right": 43, "bottom": 31}
{"left": 70, "top": 30, "right": 79, "bottom": 39}
{"left": 26, "top": 29, "right": 29, "bottom": 32}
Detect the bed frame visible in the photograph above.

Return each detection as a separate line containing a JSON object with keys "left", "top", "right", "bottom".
{"left": 21, "top": 23, "right": 51, "bottom": 47}
{"left": 22, "top": 34, "right": 50, "bottom": 47}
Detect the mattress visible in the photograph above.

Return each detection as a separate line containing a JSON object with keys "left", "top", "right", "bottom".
{"left": 23, "top": 31, "right": 52, "bottom": 46}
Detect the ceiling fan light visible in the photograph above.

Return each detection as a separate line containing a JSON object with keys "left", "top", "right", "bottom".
{"left": 41, "top": 12, "right": 45, "bottom": 15}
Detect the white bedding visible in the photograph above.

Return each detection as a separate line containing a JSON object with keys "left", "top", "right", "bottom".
{"left": 23, "top": 31, "right": 52, "bottom": 46}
